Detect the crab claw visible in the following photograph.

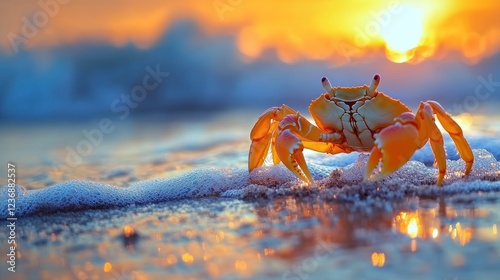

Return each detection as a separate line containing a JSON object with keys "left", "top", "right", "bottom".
{"left": 249, "top": 125, "right": 275, "bottom": 171}
{"left": 250, "top": 107, "right": 279, "bottom": 140}
{"left": 249, "top": 107, "right": 280, "bottom": 171}
{"left": 275, "top": 129, "right": 313, "bottom": 183}
{"left": 365, "top": 122, "right": 420, "bottom": 182}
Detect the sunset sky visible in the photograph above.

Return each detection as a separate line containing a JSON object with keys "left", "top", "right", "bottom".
{"left": 1, "top": 1, "right": 500, "bottom": 122}
{"left": 1, "top": 0, "right": 499, "bottom": 64}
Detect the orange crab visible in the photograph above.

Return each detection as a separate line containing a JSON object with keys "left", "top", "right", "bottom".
{"left": 248, "top": 74, "right": 474, "bottom": 186}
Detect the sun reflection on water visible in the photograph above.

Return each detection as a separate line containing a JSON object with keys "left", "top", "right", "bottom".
{"left": 407, "top": 217, "right": 419, "bottom": 238}
{"left": 371, "top": 252, "right": 386, "bottom": 267}
{"left": 392, "top": 205, "right": 498, "bottom": 248}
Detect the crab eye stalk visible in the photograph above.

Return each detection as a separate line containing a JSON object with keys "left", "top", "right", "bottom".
{"left": 321, "top": 77, "right": 333, "bottom": 94}
{"left": 368, "top": 74, "right": 381, "bottom": 95}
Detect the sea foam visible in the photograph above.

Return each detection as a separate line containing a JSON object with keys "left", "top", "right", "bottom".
{"left": 1, "top": 149, "right": 499, "bottom": 218}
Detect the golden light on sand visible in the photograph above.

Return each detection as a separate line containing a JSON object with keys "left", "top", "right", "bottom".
{"left": 123, "top": 225, "right": 136, "bottom": 237}
{"left": 182, "top": 253, "right": 195, "bottom": 264}
{"left": 103, "top": 262, "right": 112, "bottom": 272}
{"left": 164, "top": 254, "right": 178, "bottom": 266}
{"left": 235, "top": 260, "right": 248, "bottom": 271}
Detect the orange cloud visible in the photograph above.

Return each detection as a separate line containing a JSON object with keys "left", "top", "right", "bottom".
{"left": 1, "top": 0, "right": 499, "bottom": 64}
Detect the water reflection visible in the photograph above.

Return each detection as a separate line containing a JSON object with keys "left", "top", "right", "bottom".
{"left": 121, "top": 225, "right": 140, "bottom": 251}
{"left": 392, "top": 199, "right": 497, "bottom": 247}
{"left": 254, "top": 196, "right": 395, "bottom": 252}
{"left": 5, "top": 196, "right": 500, "bottom": 279}
{"left": 252, "top": 196, "right": 500, "bottom": 274}
{"left": 371, "top": 252, "right": 386, "bottom": 267}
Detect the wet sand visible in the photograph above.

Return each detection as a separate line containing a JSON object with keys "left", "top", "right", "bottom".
{"left": 2, "top": 195, "right": 500, "bottom": 279}
{"left": 1, "top": 111, "right": 499, "bottom": 279}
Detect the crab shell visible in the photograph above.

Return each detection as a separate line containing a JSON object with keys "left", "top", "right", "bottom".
{"left": 309, "top": 83, "right": 411, "bottom": 152}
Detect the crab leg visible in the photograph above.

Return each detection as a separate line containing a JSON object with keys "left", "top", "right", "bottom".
{"left": 366, "top": 101, "right": 471, "bottom": 186}
{"left": 270, "top": 130, "right": 281, "bottom": 165}
{"left": 418, "top": 103, "right": 447, "bottom": 185}
{"left": 302, "top": 141, "right": 349, "bottom": 155}
{"left": 425, "top": 101, "right": 474, "bottom": 175}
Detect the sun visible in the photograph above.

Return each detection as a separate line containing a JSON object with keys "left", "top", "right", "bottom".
{"left": 381, "top": 4, "right": 424, "bottom": 62}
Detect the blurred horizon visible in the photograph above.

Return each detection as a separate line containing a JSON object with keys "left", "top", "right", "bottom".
{"left": 1, "top": 0, "right": 500, "bottom": 121}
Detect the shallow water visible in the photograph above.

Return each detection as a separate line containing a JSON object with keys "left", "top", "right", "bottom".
{"left": 3, "top": 195, "right": 500, "bottom": 280}
{"left": 1, "top": 110, "right": 500, "bottom": 279}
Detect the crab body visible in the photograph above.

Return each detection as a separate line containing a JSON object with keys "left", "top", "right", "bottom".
{"left": 248, "top": 74, "right": 474, "bottom": 186}
{"left": 309, "top": 84, "right": 411, "bottom": 152}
